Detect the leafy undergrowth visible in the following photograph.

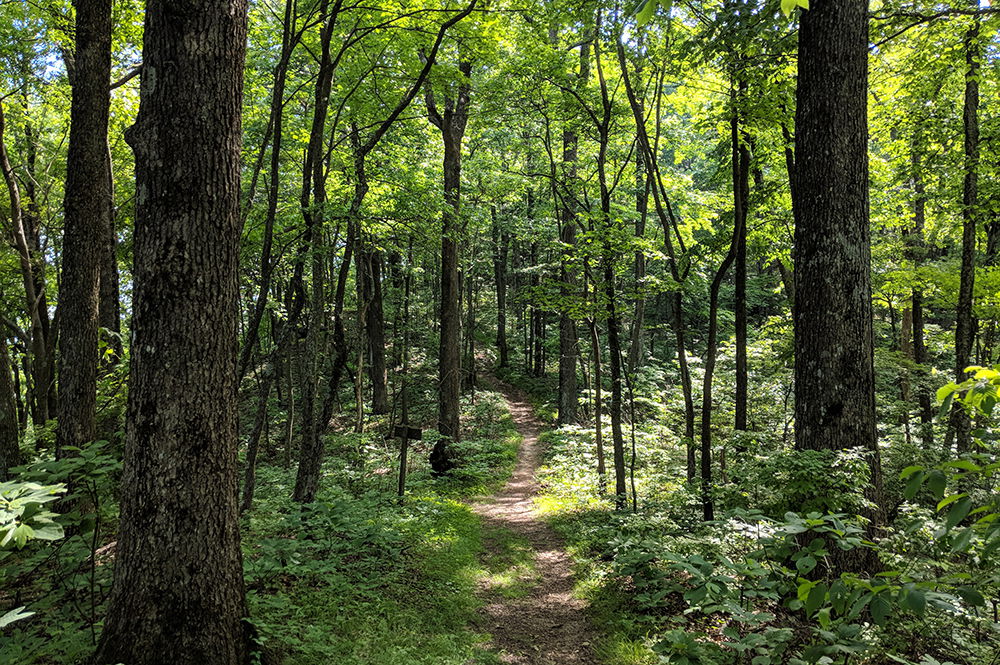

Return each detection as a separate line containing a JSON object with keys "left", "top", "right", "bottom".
{"left": 534, "top": 419, "right": 1000, "bottom": 665}
{"left": 1, "top": 389, "right": 520, "bottom": 665}
{"left": 241, "top": 388, "right": 520, "bottom": 665}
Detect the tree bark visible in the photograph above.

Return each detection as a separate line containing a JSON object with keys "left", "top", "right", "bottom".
{"left": 792, "top": 0, "right": 884, "bottom": 541}
{"left": 427, "top": 58, "right": 473, "bottom": 472}
{"left": 0, "top": 338, "right": 20, "bottom": 479}
{"left": 950, "top": 12, "right": 980, "bottom": 453}
{"left": 734, "top": 84, "right": 750, "bottom": 433}
{"left": 93, "top": 0, "right": 251, "bottom": 660}
{"left": 57, "top": 0, "right": 112, "bottom": 457}
{"left": 492, "top": 207, "right": 510, "bottom": 368}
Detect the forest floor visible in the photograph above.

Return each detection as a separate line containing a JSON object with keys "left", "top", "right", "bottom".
{"left": 472, "top": 379, "right": 599, "bottom": 665}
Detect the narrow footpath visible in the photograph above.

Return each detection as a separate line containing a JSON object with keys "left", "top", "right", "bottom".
{"left": 473, "top": 381, "right": 598, "bottom": 665}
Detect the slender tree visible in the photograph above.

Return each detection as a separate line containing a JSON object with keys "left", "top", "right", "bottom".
{"left": 57, "top": 0, "right": 113, "bottom": 457}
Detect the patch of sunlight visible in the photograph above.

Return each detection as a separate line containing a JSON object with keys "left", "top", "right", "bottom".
{"left": 595, "top": 636, "right": 657, "bottom": 665}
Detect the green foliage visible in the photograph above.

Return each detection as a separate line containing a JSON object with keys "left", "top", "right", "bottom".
{"left": 0, "top": 480, "right": 65, "bottom": 549}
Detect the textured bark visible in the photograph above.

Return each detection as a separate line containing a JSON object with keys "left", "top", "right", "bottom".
{"left": 427, "top": 58, "right": 473, "bottom": 471}
{"left": 57, "top": 0, "right": 112, "bottom": 456}
{"left": 951, "top": 14, "right": 980, "bottom": 453}
{"left": 792, "top": 0, "right": 884, "bottom": 533}
{"left": 0, "top": 339, "right": 20, "bottom": 479}
{"left": 362, "top": 247, "right": 389, "bottom": 414}
{"left": 93, "top": 0, "right": 250, "bottom": 661}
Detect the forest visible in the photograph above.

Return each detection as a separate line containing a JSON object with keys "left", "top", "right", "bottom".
{"left": 1, "top": 0, "right": 999, "bottom": 663}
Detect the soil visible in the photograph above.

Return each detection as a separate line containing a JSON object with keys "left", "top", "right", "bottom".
{"left": 473, "top": 380, "right": 599, "bottom": 665}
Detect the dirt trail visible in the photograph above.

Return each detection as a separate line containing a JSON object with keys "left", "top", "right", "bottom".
{"left": 473, "top": 381, "right": 598, "bottom": 665}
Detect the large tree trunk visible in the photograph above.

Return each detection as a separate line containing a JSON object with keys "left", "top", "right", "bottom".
{"left": 950, "top": 13, "right": 980, "bottom": 453}
{"left": 93, "top": 0, "right": 251, "bottom": 660}
{"left": 57, "top": 0, "right": 112, "bottom": 457}
{"left": 793, "top": 0, "right": 884, "bottom": 543}
{"left": 0, "top": 338, "right": 20, "bottom": 479}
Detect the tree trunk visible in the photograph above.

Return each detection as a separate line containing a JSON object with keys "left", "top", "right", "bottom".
{"left": 734, "top": 84, "right": 750, "bottom": 433}
{"left": 0, "top": 104, "right": 51, "bottom": 427}
{"left": 492, "top": 207, "right": 510, "bottom": 368}
{"left": 292, "top": 0, "right": 338, "bottom": 503}
{"left": 793, "top": 0, "right": 884, "bottom": 544}
{"left": 426, "top": 59, "right": 473, "bottom": 472}
{"left": 93, "top": 0, "right": 250, "bottom": 660}
{"left": 99, "top": 142, "right": 123, "bottom": 368}
{"left": 951, "top": 13, "right": 980, "bottom": 453}
{"left": 57, "top": 0, "right": 112, "bottom": 457}
{"left": 0, "top": 338, "right": 20, "bottom": 479}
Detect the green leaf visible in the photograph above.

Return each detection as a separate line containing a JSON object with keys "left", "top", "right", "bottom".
{"left": 796, "top": 555, "right": 817, "bottom": 573}
{"left": 904, "top": 470, "right": 925, "bottom": 500}
{"left": 927, "top": 470, "right": 947, "bottom": 499}
{"left": 955, "top": 586, "right": 985, "bottom": 607}
{"left": 0, "top": 606, "right": 34, "bottom": 629}
{"left": 899, "top": 465, "right": 923, "bottom": 480}
{"left": 941, "top": 459, "right": 981, "bottom": 472}
{"left": 805, "top": 582, "right": 827, "bottom": 616}
{"left": 936, "top": 493, "right": 967, "bottom": 511}
{"left": 939, "top": 393, "right": 954, "bottom": 419}
{"left": 936, "top": 382, "right": 959, "bottom": 402}
{"left": 900, "top": 587, "right": 926, "bottom": 617}
{"left": 870, "top": 593, "right": 892, "bottom": 625}
{"left": 945, "top": 497, "right": 973, "bottom": 530}
{"left": 951, "top": 527, "right": 974, "bottom": 553}
{"left": 636, "top": 0, "right": 656, "bottom": 25}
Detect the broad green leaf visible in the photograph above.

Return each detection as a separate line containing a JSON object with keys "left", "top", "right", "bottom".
{"left": 955, "top": 586, "right": 985, "bottom": 607}
{"left": 899, "top": 465, "right": 923, "bottom": 480}
{"left": 945, "top": 497, "right": 973, "bottom": 530}
{"left": 904, "top": 471, "right": 925, "bottom": 500}
{"left": 927, "top": 470, "right": 947, "bottom": 499}
{"left": 937, "top": 493, "right": 967, "bottom": 511}
{"left": 900, "top": 587, "right": 926, "bottom": 616}
{"left": 951, "top": 527, "right": 974, "bottom": 553}
{"left": 805, "top": 582, "right": 827, "bottom": 615}
{"left": 636, "top": 0, "right": 656, "bottom": 25}
{"left": 870, "top": 593, "right": 892, "bottom": 625}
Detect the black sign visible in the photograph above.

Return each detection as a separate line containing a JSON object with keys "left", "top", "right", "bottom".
{"left": 392, "top": 425, "right": 422, "bottom": 441}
